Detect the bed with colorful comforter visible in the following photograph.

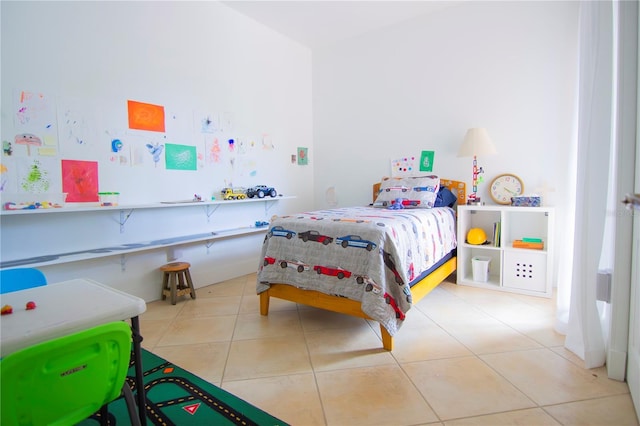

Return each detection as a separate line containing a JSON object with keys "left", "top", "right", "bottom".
{"left": 257, "top": 205, "right": 457, "bottom": 335}
{"left": 258, "top": 176, "right": 469, "bottom": 352}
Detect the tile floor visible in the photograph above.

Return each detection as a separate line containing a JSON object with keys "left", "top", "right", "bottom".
{"left": 139, "top": 273, "right": 639, "bottom": 426}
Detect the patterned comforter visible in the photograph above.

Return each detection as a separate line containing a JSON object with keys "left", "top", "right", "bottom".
{"left": 256, "top": 206, "right": 457, "bottom": 336}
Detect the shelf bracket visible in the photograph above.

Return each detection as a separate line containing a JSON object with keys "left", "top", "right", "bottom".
{"left": 120, "top": 254, "right": 127, "bottom": 272}
{"left": 264, "top": 200, "right": 277, "bottom": 215}
{"left": 204, "top": 204, "right": 221, "bottom": 222}
{"left": 119, "top": 209, "right": 134, "bottom": 233}
{"left": 205, "top": 240, "right": 215, "bottom": 254}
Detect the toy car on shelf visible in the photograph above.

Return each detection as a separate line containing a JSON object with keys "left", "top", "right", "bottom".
{"left": 246, "top": 185, "right": 277, "bottom": 198}
{"left": 221, "top": 187, "right": 247, "bottom": 200}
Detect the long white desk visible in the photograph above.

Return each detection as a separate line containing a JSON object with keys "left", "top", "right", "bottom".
{"left": 0, "top": 278, "right": 148, "bottom": 424}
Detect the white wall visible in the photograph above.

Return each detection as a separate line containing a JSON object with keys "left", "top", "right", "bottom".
{"left": 0, "top": 1, "right": 314, "bottom": 299}
{"left": 1, "top": 1, "right": 580, "bottom": 298}
{"left": 313, "top": 1, "right": 579, "bottom": 211}
{"left": 312, "top": 1, "right": 579, "bottom": 288}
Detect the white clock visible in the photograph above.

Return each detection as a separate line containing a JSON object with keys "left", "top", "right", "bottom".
{"left": 490, "top": 174, "right": 524, "bottom": 205}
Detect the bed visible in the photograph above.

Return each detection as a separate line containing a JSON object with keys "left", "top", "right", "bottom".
{"left": 257, "top": 176, "right": 465, "bottom": 350}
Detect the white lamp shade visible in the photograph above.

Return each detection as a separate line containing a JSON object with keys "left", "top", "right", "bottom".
{"left": 457, "top": 128, "right": 497, "bottom": 157}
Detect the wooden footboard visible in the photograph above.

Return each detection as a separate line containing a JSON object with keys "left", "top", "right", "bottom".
{"left": 259, "top": 256, "right": 456, "bottom": 351}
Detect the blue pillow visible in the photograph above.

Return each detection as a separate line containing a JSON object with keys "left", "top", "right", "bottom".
{"left": 435, "top": 187, "right": 457, "bottom": 208}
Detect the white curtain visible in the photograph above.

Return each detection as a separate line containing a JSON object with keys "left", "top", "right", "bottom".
{"left": 561, "top": 1, "right": 618, "bottom": 369}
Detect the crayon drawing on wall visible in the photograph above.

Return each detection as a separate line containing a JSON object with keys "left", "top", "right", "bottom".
{"left": 165, "top": 143, "right": 196, "bottom": 171}
{"left": 127, "top": 100, "right": 165, "bottom": 132}
{"left": 57, "top": 97, "right": 93, "bottom": 156}
{"left": 391, "top": 155, "right": 417, "bottom": 177}
{"left": 146, "top": 142, "right": 164, "bottom": 167}
{"left": 107, "top": 131, "right": 129, "bottom": 166}
{"left": 198, "top": 112, "right": 220, "bottom": 134}
{"left": 19, "top": 159, "right": 51, "bottom": 193}
{"left": 205, "top": 137, "right": 221, "bottom": 164}
{"left": 12, "top": 90, "right": 58, "bottom": 157}
{"left": 62, "top": 159, "right": 99, "bottom": 202}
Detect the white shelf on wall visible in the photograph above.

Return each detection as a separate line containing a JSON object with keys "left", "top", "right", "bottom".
{"left": 456, "top": 204, "right": 555, "bottom": 298}
{"left": 0, "top": 196, "right": 294, "bottom": 270}
{"left": 0, "top": 195, "right": 295, "bottom": 216}
{"left": 0, "top": 226, "right": 269, "bottom": 270}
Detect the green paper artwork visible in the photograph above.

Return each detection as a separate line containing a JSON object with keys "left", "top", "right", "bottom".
{"left": 165, "top": 143, "right": 197, "bottom": 171}
{"left": 420, "top": 150, "right": 434, "bottom": 172}
{"left": 297, "top": 147, "right": 308, "bottom": 165}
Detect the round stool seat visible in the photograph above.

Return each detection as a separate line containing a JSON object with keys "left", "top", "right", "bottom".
{"left": 160, "top": 262, "right": 196, "bottom": 305}
{"left": 160, "top": 262, "right": 191, "bottom": 272}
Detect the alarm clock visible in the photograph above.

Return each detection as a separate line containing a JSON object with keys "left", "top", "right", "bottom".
{"left": 490, "top": 174, "right": 524, "bottom": 204}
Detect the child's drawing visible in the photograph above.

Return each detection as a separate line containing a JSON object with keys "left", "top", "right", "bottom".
{"left": 0, "top": 163, "right": 8, "bottom": 191}
{"left": 261, "top": 133, "right": 274, "bottom": 150}
{"left": 146, "top": 142, "right": 164, "bottom": 166}
{"left": 391, "top": 155, "right": 417, "bottom": 177}
{"left": 62, "top": 159, "right": 99, "bottom": 202}
{"left": 21, "top": 159, "right": 50, "bottom": 193}
{"left": 128, "top": 100, "right": 165, "bottom": 132}
{"left": 13, "top": 90, "right": 58, "bottom": 156}
{"left": 205, "top": 137, "right": 221, "bottom": 164}
{"left": 199, "top": 114, "right": 219, "bottom": 133}
{"left": 58, "top": 99, "right": 90, "bottom": 148}
{"left": 3, "top": 141, "right": 13, "bottom": 156}
{"left": 14, "top": 90, "right": 54, "bottom": 127}
{"left": 14, "top": 133, "right": 42, "bottom": 156}
{"left": 165, "top": 143, "right": 196, "bottom": 171}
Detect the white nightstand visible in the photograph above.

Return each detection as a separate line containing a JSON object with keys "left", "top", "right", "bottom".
{"left": 456, "top": 205, "right": 555, "bottom": 298}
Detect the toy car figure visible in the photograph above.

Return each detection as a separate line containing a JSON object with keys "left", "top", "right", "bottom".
{"left": 313, "top": 265, "right": 352, "bottom": 279}
{"left": 384, "top": 186, "right": 409, "bottom": 192}
{"left": 331, "top": 218, "right": 368, "bottom": 223}
{"left": 336, "top": 235, "right": 377, "bottom": 251}
{"left": 221, "top": 187, "right": 247, "bottom": 200}
{"left": 381, "top": 249, "right": 404, "bottom": 285}
{"left": 384, "top": 293, "right": 406, "bottom": 320}
{"left": 413, "top": 185, "right": 437, "bottom": 192}
{"left": 268, "top": 226, "right": 296, "bottom": 239}
{"left": 280, "top": 259, "right": 310, "bottom": 272}
{"left": 247, "top": 185, "right": 277, "bottom": 198}
{"left": 298, "top": 230, "right": 333, "bottom": 245}
{"left": 356, "top": 275, "right": 382, "bottom": 294}
{"left": 391, "top": 198, "right": 421, "bottom": 207}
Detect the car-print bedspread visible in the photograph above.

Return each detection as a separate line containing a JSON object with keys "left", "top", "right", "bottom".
{"left": 257, "top": 206, "right": 457, "bottom": 336}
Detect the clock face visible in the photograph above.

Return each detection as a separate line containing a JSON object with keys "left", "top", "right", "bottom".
{"left": 490, "top": 174, "right": 524, "bottom": 204}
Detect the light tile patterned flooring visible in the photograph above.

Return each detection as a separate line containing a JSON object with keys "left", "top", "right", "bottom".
{"left": 140, "top": 273, "right": 639, "bottom": 426}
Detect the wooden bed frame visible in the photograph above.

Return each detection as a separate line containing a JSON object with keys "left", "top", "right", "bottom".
{"left": 259, "top": 179, "right": 464, "bottom": 351}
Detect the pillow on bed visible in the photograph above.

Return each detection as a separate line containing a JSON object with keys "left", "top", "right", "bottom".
{"left": 434, "top": 186, "right": 458, "bottom": 208}
{"left": 374, "top": 175, "right": 440, "bottom": 208}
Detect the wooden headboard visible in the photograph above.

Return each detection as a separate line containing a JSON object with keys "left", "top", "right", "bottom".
{"left": 373, "top": 179, "right": 466, "bottom": 205}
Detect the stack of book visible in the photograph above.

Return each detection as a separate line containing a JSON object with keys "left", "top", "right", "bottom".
{"left": 493, "top": 222, "right": 501, "bottom": 247}
{"left": 512, "top": 237, "right": 544, "bottom": 250}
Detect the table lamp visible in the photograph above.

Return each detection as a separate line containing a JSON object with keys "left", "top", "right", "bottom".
{"left": 457, "top": 128, "right": 497, "bottom": 204}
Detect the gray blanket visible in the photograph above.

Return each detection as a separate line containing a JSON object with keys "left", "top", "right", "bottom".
{"left": 257, "top": 206, "right": 457, "bottom": 335}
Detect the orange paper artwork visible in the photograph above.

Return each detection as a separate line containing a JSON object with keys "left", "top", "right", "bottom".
{"left": 127, "top": 100, "right": 165, "bottom": 132}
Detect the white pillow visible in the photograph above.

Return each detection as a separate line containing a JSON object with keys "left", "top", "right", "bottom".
{"left": 374, "top": 175, "right": 440, "bottom": 208}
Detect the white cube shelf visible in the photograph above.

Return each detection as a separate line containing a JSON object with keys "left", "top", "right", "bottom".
{"left": 502, "top": 249, "right": 547, "bottom": 293}
{"left": 457, "top": 205, "right": 554, "bottom": 298}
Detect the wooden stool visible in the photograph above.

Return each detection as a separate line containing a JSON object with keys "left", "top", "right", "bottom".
{"left": 160, "top": 262, "right": 196, "bottom": 305}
